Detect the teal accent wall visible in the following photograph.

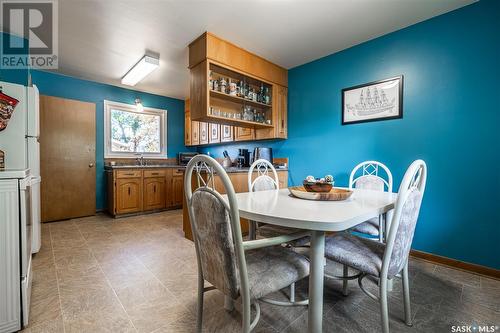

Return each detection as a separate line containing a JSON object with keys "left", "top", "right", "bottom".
{"left": 202, "top": 0, "right": 500, "bottom": 269}
{"left": 0, "top": 33, "right": 30, "bottom": 85}
{"left": 29, "top": 70, "right": 187, "bottom": 210}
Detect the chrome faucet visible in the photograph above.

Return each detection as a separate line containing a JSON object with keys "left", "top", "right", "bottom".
{"left": 135, "top": 153, "right": 145, "bottom": 166}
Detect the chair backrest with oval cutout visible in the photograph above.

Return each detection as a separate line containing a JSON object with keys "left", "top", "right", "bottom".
{"left": 248, "top": 159, "right": 279, "bottom": 192}
{"left": 349, "top": 160, "right": 393, "bottom": 193}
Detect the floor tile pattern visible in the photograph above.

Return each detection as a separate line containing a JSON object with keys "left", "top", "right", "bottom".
{"left": 22, "top": 211, "right": 499, "bottom": 332}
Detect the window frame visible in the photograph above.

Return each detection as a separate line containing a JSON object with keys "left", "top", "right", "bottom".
{"left": 104, "top": 100, "right": 167, "bottom": 159}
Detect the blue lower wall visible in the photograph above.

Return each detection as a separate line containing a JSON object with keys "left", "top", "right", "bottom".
{"left": 203, "top": 0, "right": 500, "bottom": 269}
{"left": 29, "top": 71, "right": 186, "bottom": 210}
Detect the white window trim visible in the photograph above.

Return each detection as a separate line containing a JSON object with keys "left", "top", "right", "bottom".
{"left": 104, "top": 100, "right": 167, "bottom": 159}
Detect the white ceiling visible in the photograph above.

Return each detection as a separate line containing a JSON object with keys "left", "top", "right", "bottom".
{"left": 52, "top": 0, "right": 475, "bottom": 99}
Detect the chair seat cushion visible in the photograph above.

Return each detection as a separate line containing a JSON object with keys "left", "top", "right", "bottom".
{"left": 258, "top": 224, "right": 310, "bottom": 247}
{"left": 246, "top": 246, "right": 310, "bottom": 300}
{"left": 324, "top": 233, "right": 386, "bottom": 277}
{"left": 351, "top": 217, "right": 380, "bottom": 236}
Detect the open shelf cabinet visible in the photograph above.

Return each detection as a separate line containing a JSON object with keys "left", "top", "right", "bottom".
{"left": 187, "top": 32, "right": 288, "bottom": 145}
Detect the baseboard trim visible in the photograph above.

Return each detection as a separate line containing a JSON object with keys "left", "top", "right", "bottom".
{"left": 410, "top": 249, "right": 500, "bottom": 280}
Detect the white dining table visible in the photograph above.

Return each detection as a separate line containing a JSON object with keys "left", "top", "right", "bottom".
{"left": 233, "top": 187, "right": 397, "bottom": 333}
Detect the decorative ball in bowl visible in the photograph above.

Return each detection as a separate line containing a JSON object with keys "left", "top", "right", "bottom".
{"left": 303, "top": 175, "right": 335, "bottom": 192}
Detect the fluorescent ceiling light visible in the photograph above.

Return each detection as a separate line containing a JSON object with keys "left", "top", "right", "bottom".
{"left": 121, "top": 55, "right": 159, "bottom": 86}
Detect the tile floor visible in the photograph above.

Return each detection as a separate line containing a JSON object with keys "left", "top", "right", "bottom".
{"left": 22, "top": 210, "right": 499, "bottom": 332}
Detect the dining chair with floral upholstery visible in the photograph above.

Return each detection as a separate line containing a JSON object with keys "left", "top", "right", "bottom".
{"left": 324, "top": 160, "right": 427, "bottom": 333}
{"left": 185, "top": 155, "right": 310, "bottom": 332}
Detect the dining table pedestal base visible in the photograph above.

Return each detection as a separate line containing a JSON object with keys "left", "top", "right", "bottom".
{"left": 308, "top": 230, "right": 326, "bottom": 333}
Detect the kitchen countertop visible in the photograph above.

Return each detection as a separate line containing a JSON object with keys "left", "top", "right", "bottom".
{"left": 104, "top": 164, "right": 288, "bottom": 173}
{"left": 104, "top": 164, "right": 185, "bottom": 170}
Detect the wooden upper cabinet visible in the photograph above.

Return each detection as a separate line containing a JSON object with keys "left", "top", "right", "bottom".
{"left": 199, "top": 122, "right": 209, "bottom": 144}
{"left": 189, "top": 32, "right": 287, "bottom": 87}
{"left": 275, "top": 85, "right": 288, "bottom": 139}
{"left": 209, "top": 123, "right": 220, "bottom": 144}
{"left": 189, "top": 60, "right": 209, "bottom": 122}
{"left": 234, "top": 127, "right": 255, "bottom": 142}
{"left": 187, "top": 32, "right": 288, "bottom": 145}
{"left": 221, "top": 125, "right": 233, "bottom": 142}
{"left": 191, "top": 121, "right": 200, "bottom": 145}
{"left": 185, "top": 99, "right": 191, "bottom": 146}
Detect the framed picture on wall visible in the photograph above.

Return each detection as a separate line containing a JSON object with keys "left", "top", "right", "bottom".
{"left": 342, "top": 75, "right": 403, "bottom": 125}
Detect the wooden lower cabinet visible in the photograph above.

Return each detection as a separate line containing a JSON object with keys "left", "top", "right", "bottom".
{"left": 172, "top": 175, "right": 184, "bottom": 206}
{"left": 182, "top": 170, "right": 288, "bottom": 240}
{"left": 107, "top": 168, "right": 184, "bottom": 217}
{"left": 115, "top": 178, "right": 142, "bottom": 214}
{"left": 144, "top": 177, "right": 166, "bottom": 211}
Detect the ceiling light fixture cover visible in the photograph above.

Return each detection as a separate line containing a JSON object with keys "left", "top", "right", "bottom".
{"left": 121, "top": 55, "right": 159, "bottom": 86}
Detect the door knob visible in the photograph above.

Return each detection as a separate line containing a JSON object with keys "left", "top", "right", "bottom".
{"left": 89, "top": 163, "right": 94, "bottom": 168}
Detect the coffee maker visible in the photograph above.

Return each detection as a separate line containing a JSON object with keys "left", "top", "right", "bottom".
{"left": 237, "top": 149, "right": 251, "bottom": 168}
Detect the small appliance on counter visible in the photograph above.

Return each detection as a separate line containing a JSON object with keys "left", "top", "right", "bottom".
{"left": 253, "top": 147, "right": 273, "bottom": 163}
{"left": 237, "top": 149, "right": 251, "bottom": 168}
{"left": 178, "top": 152, "right": 199, "bottom": 165}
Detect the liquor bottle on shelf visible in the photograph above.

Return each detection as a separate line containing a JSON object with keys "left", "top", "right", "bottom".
{"left": 264, "top": 87, "right": 270, "bottom": 104}
{"left": 238, "top": 80, "right": 244, "bottom": 97}
{"left": 258, "top": 83, "right": 264, "bottom": 103}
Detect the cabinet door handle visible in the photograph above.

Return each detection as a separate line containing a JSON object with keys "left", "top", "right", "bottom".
{"left": 128, "top": 187, "right": 131, "bottom": 195}
{"left": 154, "top": 185, "right": 156, "bottom": 193}
{"left": 151, "top": 172, "right": 159, "bottom": 176}
{"left": 124, "top": 173, "right": 135, "bottom": 176}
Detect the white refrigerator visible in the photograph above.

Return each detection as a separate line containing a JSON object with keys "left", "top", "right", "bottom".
{"left": 0, "top": 81, "right": 41, "bottom": 253}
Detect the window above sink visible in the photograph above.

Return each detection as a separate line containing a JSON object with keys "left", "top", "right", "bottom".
{"left": 104, "top": 100, "right": 167, "bottom": 159}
